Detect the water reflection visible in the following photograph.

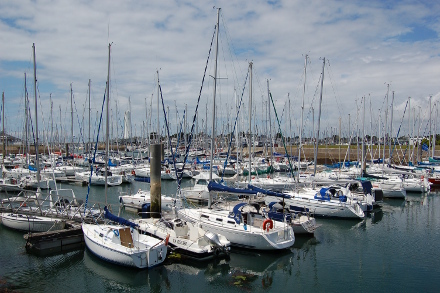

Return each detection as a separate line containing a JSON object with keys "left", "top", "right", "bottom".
{"left": 83, "top": 248, "right": 171, "bottom": 289}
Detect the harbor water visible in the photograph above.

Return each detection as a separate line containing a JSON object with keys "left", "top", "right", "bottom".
{"left": 1, "top": 179, "right": 440, "bottom": 292}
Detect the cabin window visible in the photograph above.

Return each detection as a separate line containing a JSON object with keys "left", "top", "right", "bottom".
{"left": 227, "top": 221, "right": 235, "bottom": 225}
{"left": 201, "top": 214, "right": 209, "bottom": 219}
{"left": 216, "top": 218, "right": 223, "bottom": 222}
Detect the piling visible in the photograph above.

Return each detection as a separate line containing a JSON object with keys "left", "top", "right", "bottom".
{"left": 150, "top": 143, "right": 161, "bottom": 218}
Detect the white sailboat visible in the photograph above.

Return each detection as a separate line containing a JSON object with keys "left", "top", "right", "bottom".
{"left": 1, "top": 212, "right": 65, "bottom": 232}
{"left": 264, "top": 187, "right": 365, "bottom": 219}
{"left": 1, "top": 44, "right": 66, "bottom": 233}
{"left": 134, "top": 215, "right": 230, "bottom": 260}
{"left": 177, "top": 12, "right": 294, "bottom": 250}
{"left": 119, "top": 189, "right": 179, "bottom": 212}
{"left": 82, "top": 207, "right": 167, "bottom": 269}
{"left": 82, "top": 44, "right": 168, "bottom": 269}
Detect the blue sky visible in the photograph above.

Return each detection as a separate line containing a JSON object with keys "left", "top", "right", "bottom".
{"left": 1, "top": 0, "right": 439, "bottom": 143}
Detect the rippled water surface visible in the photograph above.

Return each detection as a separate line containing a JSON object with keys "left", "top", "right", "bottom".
{"left": 1, "top": 180, "right": 440, "bottom": 292}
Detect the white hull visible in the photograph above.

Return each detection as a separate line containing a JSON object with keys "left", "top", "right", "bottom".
{"left": 82, "top": 223, "right": 167, "bottom": 269}
{"left": 291, "top": 215, "right": 318, "bottom": 234}
{"left": 75, "top": 171, "right": 122, "bottom": 186}
{"left": 177, "top": 207, "right": 294, "bottom": 250}
{"left": 266, "top": 193, "right": 364, "bottom": 219}
{"left": 135, "top": 217, "right": 230, "bottom": 260}
{"left": 1, "top": 213, "right": 65, "bottom": 232}
{"left": 119, "top": 190, "right": 179, "bottom": 212}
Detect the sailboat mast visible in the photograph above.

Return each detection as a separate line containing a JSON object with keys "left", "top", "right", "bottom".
{"left": 434, "top": 103, "right": 438, "bottom": 158}
{"left": 248, "top": 62, "right": 253, "bottom": 183}
{"left": 298, "top": 55, "right": 307, "bottom": 181}
{"left": 32, "top": 43, "right": 40, "bottom": 184}
{"left": 88, "top": 79, "right": 91, "bottom": 154}
{"left": 313, "top": 57, "right": 325, "bottom": 175}
{"left": 389, "top": 91, "right": 394, "bottom": 162}
{"left": 362, "top": 96, "right": 366, "bottom": 176}
{"left": 2, "top": 92, "right": 4, "bottom": 168}
{"left": 429, "top": 95, "right": 432, "bottom": 157}
{"left": 383, "top": 83, "right": 389, "bottom": 168}
{"left": 50, "top": 94, "right": 53, "bottom": 153}
{"left": 288, "top": 93, "right": 292, "bottom": 158}
{"left": 105, "top": 43, "right": 111, "bottom": 203}
{"left": 71, "top": 83, "right": 73, "bottom": 154}
{"left": 267, "top": 79, "right": 272, "bottom": 167}
{"left": 348, "top": 113, "right": 350, "bottom": 161}
{"left": 408, "top": 97, "right": 411, "bottom": 164}
{"left": 235, "top": 88, "right": 239, "bottom": 174}
{"left": 209, "top": 7, "right": 220, "bottom": 184}
{"left": 24, "top": 73, "right": 29, "bottom": 167}
{"left": 157, "top": 70, "right": 160, "bottom": 144}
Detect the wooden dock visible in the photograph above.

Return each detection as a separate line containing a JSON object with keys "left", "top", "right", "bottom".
{"left": 24, "top": 223, "right": 85, "bottom": 256}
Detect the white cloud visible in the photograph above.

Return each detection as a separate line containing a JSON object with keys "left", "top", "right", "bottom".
{"left": 0, "top": 0, "right": 439, "bottom": 143}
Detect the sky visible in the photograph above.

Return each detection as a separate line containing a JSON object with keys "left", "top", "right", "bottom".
{"left": 1, "top": 0, "right": 440, "bottom": 145}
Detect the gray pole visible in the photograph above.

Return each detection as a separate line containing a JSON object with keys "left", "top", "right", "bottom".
{"left": 157, "top": 70, "right": 160, "bottom": 144}
{"left": 50, "top": 94, "right": 53, "bottom": 153}
{"left": 105, "top": 43, "right": 111, "bottom": 204}
{"left": 408, "top": 97, "right": 411, "bottom": 164}
{"left": 362, "top": 96, "right": 366, "bottom": 175}
{"left": 248, "top": 62, "right": 253, "bottom": 183}
{"left": 383, "top": 83, "right": 389, "bottom": 167}
{"left": 389, "top": 91, "right": 394, "bottom": 163}
{"left": 2, "top": 92, "right": 4, "bottom": 168}
{"left": 313, "top": 58, "right": 325, "bottom": 175}
{"left": 210, "top": 7, "right": 220, "bottom": 186}
{"left": 25, "top": 73, "right": 29, "bottom": 166}
{"left": 88, "top": 79, "right": 91, "bottom": 154}
{"left": 32, "top": 43, "right": 40, "bottom": 185}
{"left": 71, "top": 83, "right": 73, "bottom": 153}
{"left": 267, "top": 79, "right": 272, "bottom": 165}
{"left": 429, "top": 95, "right": 432, "bottom": 157}
{"left": 298, "top": 55, "right": 307, "bottom": 181}
{"left": 348, "top": 113, "right": 350, "bottom": 161}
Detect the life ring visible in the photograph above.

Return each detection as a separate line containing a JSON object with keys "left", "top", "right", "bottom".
{"left": 166, "top": 169, "right": 170, "bottom": 174}
{"left": 131, "top": 170, "right": 135, "bottom": 175}
{"left": 164, "top": 234, "right": 170, "bottom": 246}
{"left": 421, "top": 175, "right": 424, "bottom": 180}
{"left": 262, "top": 219, "right": 273, "bottom": 232}
{"left": 113, "top": 229, "right": 119, "bottom": 237}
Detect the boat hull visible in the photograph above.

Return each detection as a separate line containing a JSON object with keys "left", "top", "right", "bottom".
{"left": 177, "top": 208, "right": 294, "bottom": 250}
{"left": 1, "top": 213, "right": 65, "bottom": 232}
{"left": 82, "top": 223, "right": 167, "bottom": 269}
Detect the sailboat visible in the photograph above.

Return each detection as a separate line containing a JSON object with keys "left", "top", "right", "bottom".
{"left": 82, "top": 44, "right": 167, "bottom": 269}
{"left": 177, "top": 9, "right": 294, "bottom": 250}
{"left": 82, "top": 207, "right": 167, "bottom": 269}
{"left": 1, "top": 44, "right": 66, "bottom": 232}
